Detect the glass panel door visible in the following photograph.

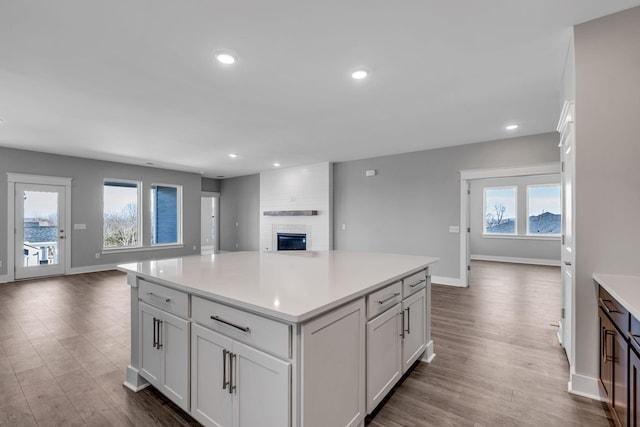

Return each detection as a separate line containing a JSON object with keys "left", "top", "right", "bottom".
{"left": 15, "top": 183, "right": 66, "bottom": 279}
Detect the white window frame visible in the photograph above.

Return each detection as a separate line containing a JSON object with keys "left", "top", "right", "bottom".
{"left": 150, "top": 183, "right": 183, "bottom": 246}
{"left": 526, "top": 183, "right": 561, "bottom": 236}
{"left": 103, "top": 178, "right": 143, "bottom": 251}
{"left": 483, "top": 186, "right": 517, "bottom": 236}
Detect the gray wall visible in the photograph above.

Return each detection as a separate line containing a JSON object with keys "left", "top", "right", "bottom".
{"left": 469, "top": 175, "right": 561, "bottom": 262}
{"left": 573, "top": 6, "right": 640, "bottom": 384}
{"left": 202, "top": 177, "right": 221, "bottom": 193}
{"left": 333, "top": 132, "right": 560, "bottom": 279}
{"left": 219, "top": 174, "right": 260, "bottom": 251}
{"left": 0, "top": 147, "right": 202, "bottom": 276}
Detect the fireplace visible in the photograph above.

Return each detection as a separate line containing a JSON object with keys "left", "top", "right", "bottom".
{"left": 277, "top": 233, "right": 307, "bottom": 251}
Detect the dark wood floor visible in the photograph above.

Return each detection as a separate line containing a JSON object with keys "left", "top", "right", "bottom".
{"left": 368, "top": 261, "right": 613, "bottom": 427}
{"left": 0, "top": 261, "right": 612, "bottom": 426}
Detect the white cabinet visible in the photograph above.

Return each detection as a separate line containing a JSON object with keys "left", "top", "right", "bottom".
{"left": 366, "top": 303, "right": 402, "bottom": 413}
{"left": 402, "top": 289, "right": 426, "bottom": 373}
{"left": 138, "top": 301, "right": 190, "bottom": 412}
{"left": 301, "top": 298, "right": 366, "bottom": 427}
{"left": 365, "top": 272, "right": 428, "bottom": 415}
{"left": 191, "top": 323, "right": 291, "bottom": 427}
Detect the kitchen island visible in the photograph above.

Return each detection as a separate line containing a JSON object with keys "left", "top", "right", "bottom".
{"left": 119, "top": 251, "right": 437, "bottom": 427}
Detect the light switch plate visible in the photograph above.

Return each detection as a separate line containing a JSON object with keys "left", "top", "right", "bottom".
{"left": 449, "top": 226, "right": 460, "bottom": 233}
{"left": 74, "top": 223, "right": 87, "bottom": 230}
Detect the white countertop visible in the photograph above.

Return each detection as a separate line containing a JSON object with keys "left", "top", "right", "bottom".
{"left": 593, "top": 273, "right": 640, "bottom": 320}
{"left": 118, "top": 251, "right": 438, "bottom": 323}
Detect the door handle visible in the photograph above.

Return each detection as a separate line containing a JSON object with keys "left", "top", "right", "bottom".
{"left": 406, "top": 307, "right": 411, "bottom": 334}
{"left": 564, "top": 261, "right": 572, "bottom": 266}
{"left": 222, "top": 349, "right": 229, "bottom": 390}
{"left": 229, "top": 352, "right": 236, "bottom": 394}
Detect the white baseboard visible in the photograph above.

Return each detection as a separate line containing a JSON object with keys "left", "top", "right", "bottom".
{"left": 421, "top": 340, "right": 436, "bottom": 363}
{"left": 568, "top": 372, "right": 604, "bottom": 401}
{"left": 0, "top": 274, "right": 9, "bottom": 284}
{"left": 470, "top": 254, "right": 561, "bottom": 267}
{"left": 67, "top": 264, "right": 119, "bottom": 275}
{"left": 431, "top": 275, "right": 467, "bottom": 287}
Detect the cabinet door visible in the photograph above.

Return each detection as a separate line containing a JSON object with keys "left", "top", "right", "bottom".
{"left": 600, "top": 309, "right": 613, "bottom": 401}
{"left": 191, "top": 324, "right": 234, "bottom": 427}
{"left": 366, "top": 304, "right": 402, "bottom": 414}
{"left": 613, "top": 328, "right": 628, "bottom": 427}
{"left": 161, "top": 311, "right": 190, "bottom": 412}
{"left": 139, "top": 301, "right": 162, "bottom": 388}
{"left": 402, "top": 289, "right": 426, "bottom": 373}
{"left": 301, "top": 298, "right": 366, "bottom": 427}
{"left": 631, "top": 348, "right": 640, "bottom": 427}
{"left": 233, "top": 341, "right": 291, "bottom": 427}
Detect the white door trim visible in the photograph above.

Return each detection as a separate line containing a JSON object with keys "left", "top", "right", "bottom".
{"left": 458, "top": 162, "right": 561, "bottom": 287}
{"left": 6, "top": 173, "right": 72, "bottom": 282}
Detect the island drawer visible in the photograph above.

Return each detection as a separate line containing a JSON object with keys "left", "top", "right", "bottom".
{"left": 138, "top": 279, "right": 189, "bottom": 318}
{"left": 367, "top": 281, "right": 402, "bottom": 320}
{"left": 402, "top": 270, "right": 428, "bottom": 298}
{"left": 192, "top": 296, "right": 292, "bottom": 359}
{"left": 599, "top": 286, "right": 629, "bottom": 332}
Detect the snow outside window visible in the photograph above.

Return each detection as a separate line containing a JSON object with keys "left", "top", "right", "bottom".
{"left": 527, "top": 184, "right": 561, "bottom": 235}
{"left": 484, "top": 187, "right": 517, "bottom": 235}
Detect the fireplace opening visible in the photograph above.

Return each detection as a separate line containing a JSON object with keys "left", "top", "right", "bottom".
{"left": 277, "top": 233, "right": 307, "bottom": 251}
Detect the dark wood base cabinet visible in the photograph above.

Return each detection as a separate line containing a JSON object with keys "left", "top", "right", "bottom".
{"left": 599, "top": 286, "right": 629, "bottom": 427}
{"left": 630, "top": 348, "right": 640, "bottom": 427}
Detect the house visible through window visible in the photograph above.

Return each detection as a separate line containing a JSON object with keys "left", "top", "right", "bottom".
{"left": 103, "top": 180, "right": 141, "bottom": 248}
{"left": 527, "top": 184, "right": 561, "bottom": 235}
{"left": 484, "top": 186, "right": 517, "bottom": 235}
{"left": 151, "top": 184, "right": 182, "bottom": 245}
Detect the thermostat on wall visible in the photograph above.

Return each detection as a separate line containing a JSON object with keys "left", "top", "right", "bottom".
{"left": 365, "top": 169, "right": 376, "bottom": 177}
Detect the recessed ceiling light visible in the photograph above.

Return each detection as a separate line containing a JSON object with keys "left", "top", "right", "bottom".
{"left": 215, "top": 52, "right": 236, "bottom": 65}
{"left": 505, "top": 124, "right": 519, "bottom": 130}
{"left": 351, "top": 69, "right": 368, "bottom": 80}
{"left": 217, "top": 176, "right": 225, "bottom": 178}
{"left": 229, "top": 153, "right": 238, "bottom": 158}
{"left": 146, "top": 162, "right": 155, "bottom": 166}
{"left": 273, "top": 163, "right": 281, "bottom": 167}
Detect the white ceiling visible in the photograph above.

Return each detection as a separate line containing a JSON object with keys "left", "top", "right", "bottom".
{"left": 1, "top": 1, "right": 639, "bottom": 178}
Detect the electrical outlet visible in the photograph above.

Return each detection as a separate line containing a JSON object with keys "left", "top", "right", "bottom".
{"left": 235, "top": 243, "right": 239, "bottom": 249}
{"left": 341, "top": 224, "right": 346, "bottom": 231}
{"left": 95, "top": 252, "right": 100, "bottom": 259}
{"left": 193, "top": 245, "right": 197, "bottom": 251}
{"left": 0, "top": 260, "right": 2, "bottom": 268}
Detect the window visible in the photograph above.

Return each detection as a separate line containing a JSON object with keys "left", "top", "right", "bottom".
{"left": 527, "top": 184, "right": 561, "bottom": 235}
{"left": 103, "top": 180, "right": 141, "bottom": 248}
{"left": 484, "top": 186, "right": 517, "bottom": 235}
{"left": 151, "top": 184, "right": 182, "bottom": 245}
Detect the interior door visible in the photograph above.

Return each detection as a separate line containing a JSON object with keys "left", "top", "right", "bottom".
{"left": 560, "top": 104, "right": 575, "bottom": 362}
{"left": 14, "top": 183, "right": 66, "bottom": 279}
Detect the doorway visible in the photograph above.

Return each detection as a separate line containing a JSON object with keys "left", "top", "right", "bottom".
{"left": 7, "top": 174, "right": 72, "bottom": 281}
{"left": 201, "top": 192, "right": 220, "bottom": 255}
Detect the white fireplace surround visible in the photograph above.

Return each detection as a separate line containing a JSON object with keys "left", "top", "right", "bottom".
{"left": 272, "top": 224, "right": 312, "bottom": 251}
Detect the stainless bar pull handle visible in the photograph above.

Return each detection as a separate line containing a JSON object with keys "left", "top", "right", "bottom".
{"left": 210, "top": 315, "right": 251, "bottom": 333}
{"left": 599, "top": 298, "right": 620, "bottom": 314}
{"left": 604, "top": 330, "right": 615, "bottom": 362}
{"left": 229, "top": 352, "right": 236, "bottom": 394}
{"left": 156, "top": 319, "right": 163, "bottom": 349}
{"left": 400, "top": 310, "right": 405, "bottom": 339}
{"left": 378, "top": 293, "right": 400, "bottom": 305}
{"left": 152, "top": 317, "right": 158, "bottom": 349}
{"left": 222, "top": 349, "right": 229, "bottom": 390}
{"left": 406, "top": 307, "right": 411, "bottom": 334}
{"left": 409, "top": 279, "right": 426, "bottom": 288}
{"left": 147, "top": 292, "right": 171, "bottom": 303}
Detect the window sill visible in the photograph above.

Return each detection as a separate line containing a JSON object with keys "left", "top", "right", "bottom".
{"left": 481, "top": 234, "right": 560, "bottom": 241}
{"left": 102, "top": 244, "right": 184, "bottom": 254}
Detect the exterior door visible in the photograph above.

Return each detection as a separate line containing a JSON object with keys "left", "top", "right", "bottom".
{"left": 559, "top": 100, "right": 575, "bottom": 363}
{"left": 14, "top": 182, "right": 66, "bottom": 279}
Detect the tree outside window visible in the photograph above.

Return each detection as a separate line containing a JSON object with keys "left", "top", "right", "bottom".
{"left": 484, "top": 187, "right": 517, "bottom": 235}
